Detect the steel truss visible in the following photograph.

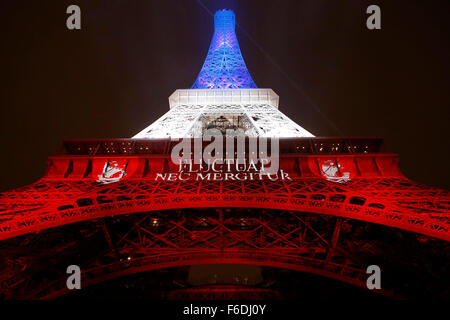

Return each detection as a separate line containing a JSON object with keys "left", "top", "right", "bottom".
{"left": 0, "top": 137, "right": 449, "bottom": 299}
{"left": 0, "top": 175, "right": 449, "bottom": 241}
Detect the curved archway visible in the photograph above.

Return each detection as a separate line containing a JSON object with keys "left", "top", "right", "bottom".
{"left": 30, "top": 250, "right": 386, "bottom": 299}
{"left": 1, "top": 187, "right": 448, "bottom": 241}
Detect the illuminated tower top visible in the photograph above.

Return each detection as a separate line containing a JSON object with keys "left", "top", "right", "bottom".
{"left": 192, "top": 10, "right": 257, "bottom": 89}
{"left": 134, "top": 9, "right": 313, "bottom": 139}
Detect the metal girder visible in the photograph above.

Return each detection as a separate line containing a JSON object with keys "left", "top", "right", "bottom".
{"left": 5, "top": 209, "right": 371, "bottom": 299}
{"left": 0, "top": 137, "right": 448, "bottom": 299}
{"left": 0, "top": 176, "right": 449, "bottom": 241}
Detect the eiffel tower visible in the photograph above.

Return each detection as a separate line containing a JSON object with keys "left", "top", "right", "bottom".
{"left": 0, "top": 9, "right": 449, "bottom": 300}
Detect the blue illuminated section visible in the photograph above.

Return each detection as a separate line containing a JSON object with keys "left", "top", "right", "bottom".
{"left": 192, "top": 10, "right": 257, "bottom": 89}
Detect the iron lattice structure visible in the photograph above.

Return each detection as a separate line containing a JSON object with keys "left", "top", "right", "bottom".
{"left": 0, "top": 9, "right": 449, "bottom": 300}
{"left": 0, "top": 138, "right": 449, "bottom": 243}
{"left": 0, "top": 138, "right": 449, "bottom": 299}
{"left": 133, "top": 96, "right": 314, "bottom": 139}
{"left": 192, "top": 10, "right": 256, "bottom": 89}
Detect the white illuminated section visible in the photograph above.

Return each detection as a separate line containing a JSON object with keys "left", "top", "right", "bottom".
{"left": 133, "top": 89, "right": 314, "bottom": 139}
{"left": 168, "top": 89, "right": 279, "bottom": 109}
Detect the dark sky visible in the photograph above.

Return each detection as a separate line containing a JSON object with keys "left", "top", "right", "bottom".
{"left": 1, "top": 0, "right": 449, "bottom": 191}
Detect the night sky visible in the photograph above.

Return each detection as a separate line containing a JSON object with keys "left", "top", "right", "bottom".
{"left": 1, "top": 0, "right": 449, "bottom": 192}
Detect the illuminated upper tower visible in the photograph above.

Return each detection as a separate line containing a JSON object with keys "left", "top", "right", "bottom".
{"left": 192, "top": 10, "right": 257, "bottom": 89}
{"left": 134, "top": 9, "right": 313, "bottom": 139}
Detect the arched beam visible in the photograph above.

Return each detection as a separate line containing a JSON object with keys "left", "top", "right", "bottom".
{"left": 1, "top": 192, "right": 448, "bottom": 241}
{"left": 29, "top": 250, "right": 381, "bottom": 299}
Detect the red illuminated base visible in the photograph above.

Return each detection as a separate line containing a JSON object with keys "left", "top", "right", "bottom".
{"left": 0, "top": 137, "right": 449, "bottom": 299}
